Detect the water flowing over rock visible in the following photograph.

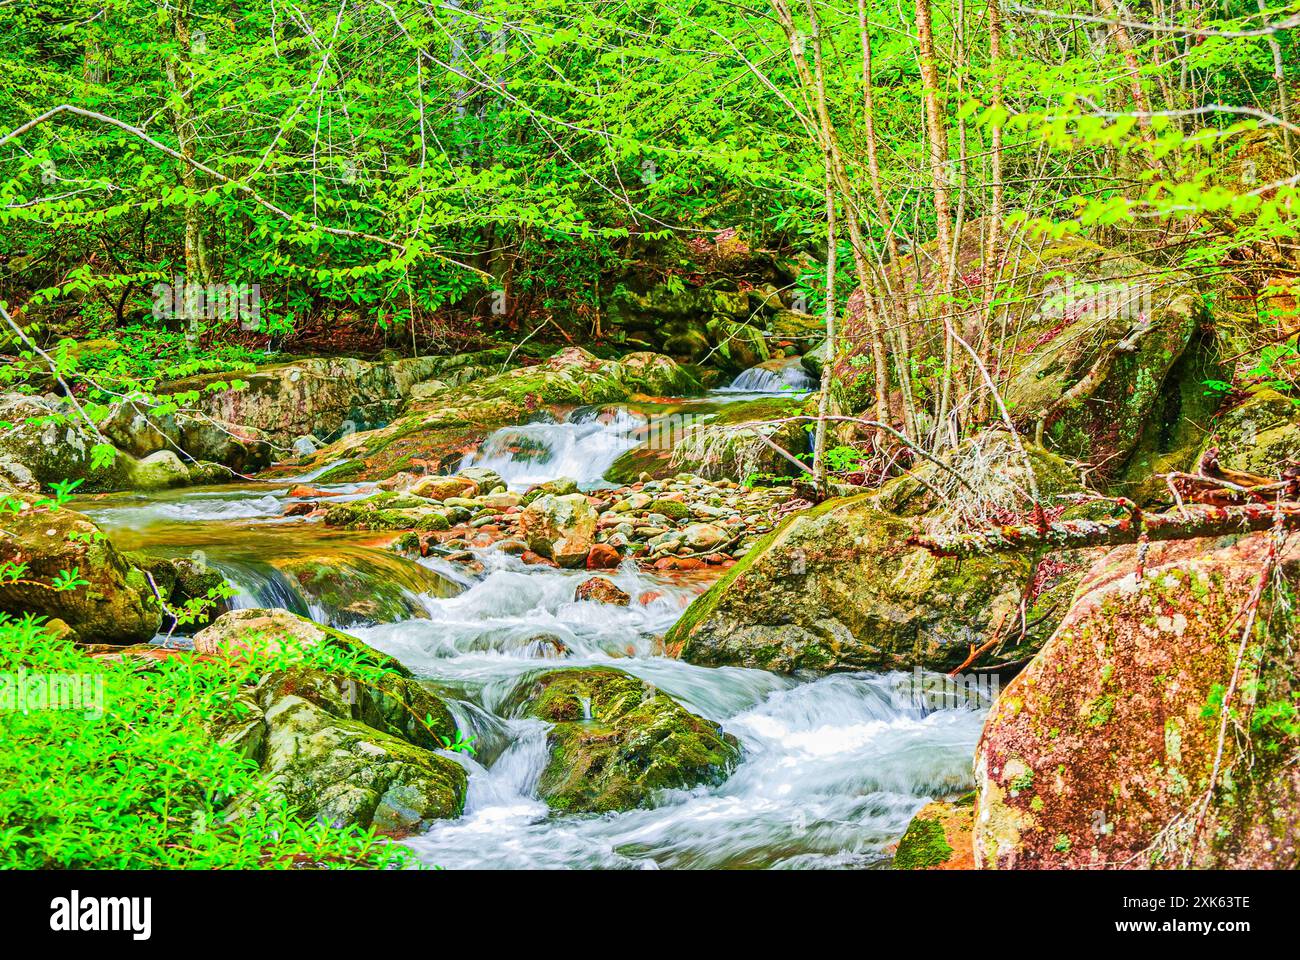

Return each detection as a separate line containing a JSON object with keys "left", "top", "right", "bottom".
{"left": 974, "top": 533, "right": 1300, "bottom": 869}
{"left": 280, "top": 347, "right": 702, "bottom": 484}
{"left": 505, "top": 666, "right": 741, "bottom": 813}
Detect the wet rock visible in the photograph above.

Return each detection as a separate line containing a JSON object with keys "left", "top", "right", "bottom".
{"left": 667, "top": 435, "right": 1092, "bottom": 672}
{"left": 575, "top": 576, "right": 630, "bottom": 605}
{"left": 128, "top": 450, "right": 192, "bottom": 490}
{"left": 0, "top": 494, "right": 160, "bottom": 645}
{"left": 506, "top": 666, "right": 741, "bottom": 813}
{"left": 682, "top": 522, "right": 729, "bottom": 552}
{"left": 518, "top": 493, "right": 597, "bottom": 568}
{"left": 125, "top": 553, "right": 230, "bottom": 634}
{"left": 322, "top": 491, "right": 452, "bottom": 532}
{"left": 974, "top": 533, "right": 1300, "bottom": 869}
{"left": 522, "top": 476, "right": 580, "bottom": 504}
{"left": 409, "top": 475, "right": 478, "bottom": 501}
{"left": 585, "top": 543, "right": 622, "bottom": 570}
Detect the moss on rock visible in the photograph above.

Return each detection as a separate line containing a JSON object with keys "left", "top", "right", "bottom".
{"left": 506, "top": 666, "right": 741, "bottom": 813}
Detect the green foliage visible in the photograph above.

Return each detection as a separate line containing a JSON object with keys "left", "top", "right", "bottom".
{"left": 0, "top": 613, "right": 414, "bottom": 869}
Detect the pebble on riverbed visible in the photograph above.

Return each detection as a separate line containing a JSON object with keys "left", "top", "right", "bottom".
{"left": 314, "top": 470, "right": 796, "bottom": 574}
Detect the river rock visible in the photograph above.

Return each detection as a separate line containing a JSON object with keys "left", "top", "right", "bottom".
{"left": 0, "top": 493, "right": 160, "bottom": 645}
{"left": 507, "top": 666, "right": 741, "bottom": 813}
{"left": 518, "top": 493, "right": 597, "bottom": 568}
{"left": 205, "top": 609, "right": 467, "bottom": 834}
{"left": 575, "top": 576, "right": 629, "bottom": 605}
{"left": 895, "top": 797, "right": 975, "bottom": 869}
{"left": 974, "top": 532, "right": 1300, "bottom": 869}
{"left": 584, "top": 543, "right": 621, "bottom": 569}
{"left": 410, "top": 475, "right": 479, "bottom": 501}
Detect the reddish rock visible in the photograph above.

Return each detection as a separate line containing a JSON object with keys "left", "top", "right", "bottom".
{"left": 287, "top": 484, "right": 338, "bottom": 499}
{"left": 575, "top": 576, "right": 630, "bottom": 605}
{"left": 283, "top": 501, "right": 317, "bottom": 517}
{"left": 654, "top": 557, "right": 705, "bottom": 571}
{"left": 638, "top": 590, "right": 665, "bottom": 606}
{"left": 975, "top": 533, "right": 1300, "bottom": 869}
{"left": 585, "top": 544, "right": 622, "bottom": 570}
{"left": 520, "top": 550, "right": 555, "bottom": 567}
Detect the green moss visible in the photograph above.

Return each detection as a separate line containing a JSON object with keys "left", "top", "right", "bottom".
{"left": 648, "top": 498, "right": 689, "bottom": 520}
{"left": 894, "top": 817, "right": 954, "bottom": 870}
{"left": 507, "top": 666, "right": 741, "bottom": 813}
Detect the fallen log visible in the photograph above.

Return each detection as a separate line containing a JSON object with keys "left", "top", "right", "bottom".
{"left": 910, "top": 501, "right": 1300, "bottom": 557}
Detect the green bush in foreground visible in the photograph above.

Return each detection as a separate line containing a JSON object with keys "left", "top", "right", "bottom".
{"left": 0, "top": 613, "right": 414, "bottom": 869}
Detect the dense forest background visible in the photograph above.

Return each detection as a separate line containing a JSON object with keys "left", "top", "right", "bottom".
{"left": 2, "top": 0, "right": 1296, "bottom": 444}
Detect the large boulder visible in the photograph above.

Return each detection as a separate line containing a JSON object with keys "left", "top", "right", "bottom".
{"left": 124, "top": 552, "right": 230, "bottom": 634}
{"left": 517, "top": 493, "right": 598, "bottom": 568}
{"left": 0, "top": 394, "right": 133, "bottom": 492}
{"left": 507, "top": 666, "right": 741, "bottom": 813}
{"left": 201, "top": 608, "right": 467, "bottom": 834}
{"left": 0, "top": 493, "right": 160, "bottom": 644}
{"left": 974, "top": 533, "right": 1300, "bottom": 869}
{"left": 0, "top": 394, "right": 241, "bottom": 493}
{"left": 101, "top": 400, "right": 272, "bottom": 474}
{"left": 667, "top": 434, "right": 1092, "bottom": 672}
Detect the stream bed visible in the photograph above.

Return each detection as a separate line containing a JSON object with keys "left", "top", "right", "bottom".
{"left": 75, "top": 372, "right": 985, "bottom": 869}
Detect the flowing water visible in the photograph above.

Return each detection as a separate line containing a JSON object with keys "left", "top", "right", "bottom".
{"left": 76, "top": 370, "right": 984, "bottom": 869}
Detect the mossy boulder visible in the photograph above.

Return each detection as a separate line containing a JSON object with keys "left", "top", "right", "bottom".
{"left": 974, "top": 533, "right": 1300, "bottom": 869}
{"left": 0, "top": 493, "right": 160, "bottom": 644}
{"left": 507, "top": 666, "right": 741, "bottom": 813}
{"left": 1117, "top": 329, "right": 1227, "bottom": 503}
{"left": 124, "top": 552, "right": 230, "bottom": 634}
{"left": 0, "top": 394, "right": 135, "bottom": 492}
{"left": 1202, "top": 385, "right": 1300, "bottom": 479}
{"left": 838, "top": 222, "right": 1202, "bottom": 485}
{"left": 706, "top": 317, "right": 770, "bottom": 373}
{"left": 668, "top": 433, "right": 1095, "bottom": 672}
{"left": 669, "top": 494, "right": 1030, "bottom": 672}
{"left": 201, "top": 608, "right": 466, "bottom": 833}
{"left": 322, "top": 491, "right": 452, "bottom": 532}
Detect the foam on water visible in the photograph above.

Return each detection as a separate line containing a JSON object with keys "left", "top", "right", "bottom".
{"left": 457, "top": 406, "right": 648, "bottom": 489}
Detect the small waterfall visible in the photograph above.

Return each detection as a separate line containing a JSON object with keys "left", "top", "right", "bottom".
{"left": 723, "top": 359, "right": 816, "bottom": 394}
{"left": 458, "top": 406, "right": 648, "bottom": 489}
